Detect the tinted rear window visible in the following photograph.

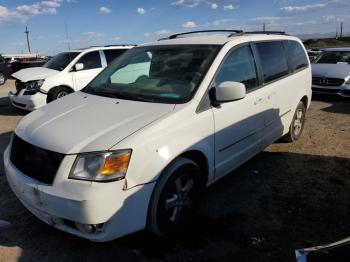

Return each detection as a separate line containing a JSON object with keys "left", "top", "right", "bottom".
{"left": 255, "top": 41, "right": 289, "bottom": 83}
{"left": 104, "top": 49, "right": 128, "bottom": 64}
{"left": 286, "top": 41, "right": 308, "bottom": 71}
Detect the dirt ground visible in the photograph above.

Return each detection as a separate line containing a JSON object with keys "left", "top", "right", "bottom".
{"left": 0, "top": 80, "right": 349, "bottom": 262}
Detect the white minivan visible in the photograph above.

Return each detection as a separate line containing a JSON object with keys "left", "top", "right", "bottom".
{"left": 9, "top": 45, "right": 134, "bottom": 111}
{"left": 4, "top": 31, "right": 311, "bottom": 241}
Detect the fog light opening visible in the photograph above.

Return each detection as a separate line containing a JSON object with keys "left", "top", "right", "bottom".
{"left": 75, "top": 222, "right": 105, "bottom": 234}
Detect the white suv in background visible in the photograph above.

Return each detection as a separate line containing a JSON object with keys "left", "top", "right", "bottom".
{"left": 4, "top": 30, "right": 311, "bottom": 241}
{"left": 9, "top": 45, "right": 134, "bottom": 110}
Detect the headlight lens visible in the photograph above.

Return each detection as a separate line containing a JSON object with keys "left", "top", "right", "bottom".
{"left": 69, "top": 150, "right": 132, "bottom": 182}
{"left": 345, "top": 77, "right": 350, "bottom": 85}
{"left": 25, "top": 80, "right": 45, "bottom": 94}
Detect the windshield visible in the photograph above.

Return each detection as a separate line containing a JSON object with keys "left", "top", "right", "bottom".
{"left": 314, "top": 51, "right": 350, "bottom": 64}
{"left": 83, "top": 45, "right": 220, "bottom": 104}
{"left": 43, "top": 52, "right": 80, "bottom": 71}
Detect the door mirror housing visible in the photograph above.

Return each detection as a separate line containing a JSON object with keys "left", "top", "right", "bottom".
{"left": 211, "top": 81, "right": 246, "bottom": 104}
{"left": 74, "top": 63, "right": 84, "bottom": 71}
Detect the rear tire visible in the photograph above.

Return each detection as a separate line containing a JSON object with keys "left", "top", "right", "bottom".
{"left": 0, "top": 73, "right": 6, "bottom": 86}
{"left": 47, "top": 86, "right": 71, "bottom": 103}
{"left": 282, "top": 101, "right": 306, "bottom": 142}
{"left": 147, "top": 157, "right": 203, "bottom": 237}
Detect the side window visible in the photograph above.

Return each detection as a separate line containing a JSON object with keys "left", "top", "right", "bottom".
{"left": 103, "top": 49, "right": 127, "bottom": 64}
{"left": 255, "top": 41, "right": 289, "bottom": 84}
{"left": 286, "top": 41, "right": 309, "bottom": 71}
{"left": 110, "top": 52, "right": 151, "bottom": 84}
{"left": 214, "top": 45, "right": 259, "bottom": 91}
{"left": 76, "top": 51, "right": 101, "bottom": 70}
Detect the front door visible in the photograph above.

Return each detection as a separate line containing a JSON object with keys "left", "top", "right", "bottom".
{"left": 72, "top": 51, "right": 104, "bottom": 90}
{"left": 212, "top": 44, "right": 269, "bottom": 179}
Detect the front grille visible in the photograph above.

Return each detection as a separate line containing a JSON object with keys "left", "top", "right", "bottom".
{"left": 15, "top": 80, "right": 28, "bottom": 94}
{"left": 312, "top": 87, "right": 340, "bottom": 94}
{"left": 312, "top": 77, "right": 345, "bottom": 87}
{"left": 10, "top": 134, "right": 64, "bottom": 185}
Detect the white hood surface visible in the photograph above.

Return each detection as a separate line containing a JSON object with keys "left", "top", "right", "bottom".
{"left": 12, "top": 67, "right": 58, "bottom": 82}
{"left": 15, "top": 92, "right": 175, "bottom": 154}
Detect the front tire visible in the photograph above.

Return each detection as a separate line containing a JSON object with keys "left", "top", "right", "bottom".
{"left": 47, "top": 86, "right": 71, "bottom": 103}
{"left": 147, "top": 157, "right": 202, "bottom": 237}
{"left": 282, "top": 101, "right": 306, "bottom": 142}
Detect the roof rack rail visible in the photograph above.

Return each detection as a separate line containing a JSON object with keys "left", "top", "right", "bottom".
{"left": 104, "top": 44, "right": 136, "bottom": 47}
{"left": 243, "top": 31, "right": 287, "bottom": 35}
{"left": 160, "top": 30, "right": 243, "bottom": 40}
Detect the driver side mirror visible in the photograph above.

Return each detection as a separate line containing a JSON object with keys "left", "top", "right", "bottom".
{"left": 74, "top": 63, "right": 84, "bottom": 71}
{"left": 210, "top": 81, "right": 246, "bottom": 104}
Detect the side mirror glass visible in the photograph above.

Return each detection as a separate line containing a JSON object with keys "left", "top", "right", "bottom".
{"left": 74, "top": 63, "right": 84, "bottom": 71}
{"left": 211, "top": 81, "right": 246, "bottom": 103}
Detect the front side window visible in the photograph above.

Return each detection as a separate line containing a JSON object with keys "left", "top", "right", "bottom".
{"left": 43, "top": 52, "right": 80, "bottom": 71}
{"left": 214, "top": 45, "right": 258, "bottom": 91}
{"left": 255, "top": 41, "right": 289, "bottom": 83}
{"left": 286, "top": 41, "right": 309, "bottom": 71}
{"left": 83, "top": 45, "right": 220, "bottom": 103}
{"left": 314, "top": 51, "right": 350, "bottom": 64}
{"left": 76, "top": 51, "right": 102, "bottom": 70}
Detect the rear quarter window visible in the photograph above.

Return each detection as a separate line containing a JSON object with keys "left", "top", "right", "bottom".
{"left": 286, "top": 41, "right": 309, "bottom": 71}
{"left": 255, "top": 41, "right": 289, "bottom": 84}
{"left": 104, "top": 49, "right": 128, "bottom": 64}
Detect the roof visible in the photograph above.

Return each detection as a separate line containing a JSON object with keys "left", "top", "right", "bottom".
{"left": 140, "top": 32, "right": 301, "bottom": 47}
{"left": 70, "top": 45, "right": 135, "bottom": 53}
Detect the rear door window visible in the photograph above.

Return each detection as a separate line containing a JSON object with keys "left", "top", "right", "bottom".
{"left": 255, "top": 41, "right": 289, "bottom": 84}
{"left": 286, "top": 41, "right": 309, "bottom": 71}
{"left": 76, "top": 51, "right": 102, "bottom": 70}
{"left": 103, "top": 49, "right": 128, "bottom": 64}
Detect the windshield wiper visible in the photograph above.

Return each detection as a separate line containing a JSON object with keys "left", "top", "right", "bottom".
{"left": 92, "top": 88, "right": 156, "bottom": 102}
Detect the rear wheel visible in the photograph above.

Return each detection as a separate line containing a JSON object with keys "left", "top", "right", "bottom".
{"left": 47, "top": 86, "right": 71, "bottom": 103}
{"left": 282, "top": 101, "right": 306, "bottom": 142}
{"left": 0, "top": 73, "right": 6, "bottom": 86}
{"left": 147, "top": 157, "right": 203, "bottom": 237}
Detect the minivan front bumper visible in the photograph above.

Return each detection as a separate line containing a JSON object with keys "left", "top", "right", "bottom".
{"left": 312, "top": 85, "right": 350, "bottom": 97}
{"left": 4, "top": 146, "right": 155, "bottom": 242}
{"left": 8, "top": 90, "right": 47, "bottom": 111}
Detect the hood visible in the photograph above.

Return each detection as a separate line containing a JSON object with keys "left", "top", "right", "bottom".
{"left": 15, "top": 92, "right": 175, "bottom": 154}
{"left": 12, "top": 67, "right": 58, "bottom": 82}
{"left": 312, "top": 63, "right": 350, "bottom": 79}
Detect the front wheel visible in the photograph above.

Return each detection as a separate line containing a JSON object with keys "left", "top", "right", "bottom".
{"left": 0, "top": 73, "right": 6, "bottom": 86}
{"left": 147, "top": 157, "right": 203, "bottom": 237}
{"left": 47, "top": 86, "right": 71, "bottom": 103}
{"left": 282, "top": 101, "right": 306, "bottom": 142}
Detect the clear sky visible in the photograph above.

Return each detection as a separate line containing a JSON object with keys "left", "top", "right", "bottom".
{"left": 0, "top": 0, "right": 349, "bottom": 55}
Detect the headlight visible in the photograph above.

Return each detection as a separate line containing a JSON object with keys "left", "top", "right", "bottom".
{"left": 25, "top": 80, "right": 45, "bottom": 93}
{"left": 69, "top": 150, "right": 132, "bottom": 182}
{"left": 345, "top": 77, "right": 350, "bottom": 85}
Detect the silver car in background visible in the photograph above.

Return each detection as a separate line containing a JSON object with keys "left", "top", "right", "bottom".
{"left": 312, "top": 48, "right": 350, "bottom": 97}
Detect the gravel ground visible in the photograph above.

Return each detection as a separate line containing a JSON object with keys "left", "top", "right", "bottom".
{"left": 0, "top": 80, "right": 350, "bottom": 262}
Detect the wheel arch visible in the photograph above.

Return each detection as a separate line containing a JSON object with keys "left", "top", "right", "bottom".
{"left": 46, "top": 85, "right": 74, "bottom": 103}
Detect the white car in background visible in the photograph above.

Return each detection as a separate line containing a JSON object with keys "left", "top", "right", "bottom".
{"left": 9, "top": 45, "right": 134, "bottom": 110}
{"left": 4, "top": 30, "right": 311, "bottom": 241}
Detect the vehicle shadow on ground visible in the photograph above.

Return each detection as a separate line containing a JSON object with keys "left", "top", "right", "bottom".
{"left": 1, "top": 151, "right": 350, "bottom": 262}
{"left": 0, "top": 97, "right": 27, "bottom": 117}
{"left": 312, "top": 94, "right": 350, "bottom": 114}
{"left": 0, "top": 132, "right": 12, "bottom": 176}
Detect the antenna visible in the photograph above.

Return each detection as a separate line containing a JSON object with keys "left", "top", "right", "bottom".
{"left": 25, "top": 26, "right": 32, "bottom": 54}
{"left": 64, "top": 21, "right": 71, "bottom": 50}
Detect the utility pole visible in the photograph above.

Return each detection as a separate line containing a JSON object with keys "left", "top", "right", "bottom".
{"left": 25, "top": 26, "right": 31, "bottom": 54}
{"left": 340, "top": 21, "right": 343, "bottom": 38}
{"left": 263, "top": 23, "right": 266, "bottom": 32}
